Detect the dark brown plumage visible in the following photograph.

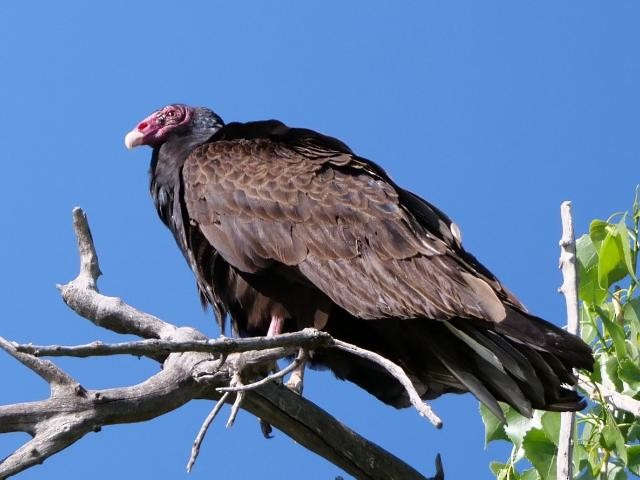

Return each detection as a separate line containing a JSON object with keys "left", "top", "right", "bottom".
{"left": 125, "top": 104, "right": 593, "bottom": 420}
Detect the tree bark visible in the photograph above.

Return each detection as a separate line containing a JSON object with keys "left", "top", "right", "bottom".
{"left": 0, "top": 208, "right": 443, "bottom": 480}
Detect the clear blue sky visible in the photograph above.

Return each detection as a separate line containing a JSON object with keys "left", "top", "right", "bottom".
{"left": 1, "top": 2, "right": 639, "bottom": 479}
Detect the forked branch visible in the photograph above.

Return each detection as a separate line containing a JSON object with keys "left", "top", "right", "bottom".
{"left": 0, "top": 208, "right": 441, "bottom": 480}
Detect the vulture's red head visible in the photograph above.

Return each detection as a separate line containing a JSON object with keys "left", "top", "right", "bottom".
{"left": 125, "top": 104, "right": 224, "bottom": 150}
{"left": 125, "top": 104, "right": 194, "bottom": 149}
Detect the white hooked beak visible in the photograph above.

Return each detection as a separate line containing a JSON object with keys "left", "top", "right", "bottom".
{"left": 124, "top": 129, "right": 145, "bottom": 149}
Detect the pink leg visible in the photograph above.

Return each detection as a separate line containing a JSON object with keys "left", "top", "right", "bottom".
{"left": 267, "top": 314, "right": 305, "bottom": 395}
{"left": 258, "top": 316, "right": 307, "bottom": 437}
{"left": 259, "top": 315, "right": 285, "bottom": 439}
{"left": 267, "top": 315, "right": 284, "bottom": 337}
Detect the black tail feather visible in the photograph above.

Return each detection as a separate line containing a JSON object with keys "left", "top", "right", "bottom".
{"left": 318, "top": 309, "right": 593, "bottom": 418}
{"left": 496, "top": 307, "right": 594, "bottom": 371}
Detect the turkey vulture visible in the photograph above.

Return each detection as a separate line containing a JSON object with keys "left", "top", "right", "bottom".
{"left": 125, "top": 104, "right": 592, "bottom": 420}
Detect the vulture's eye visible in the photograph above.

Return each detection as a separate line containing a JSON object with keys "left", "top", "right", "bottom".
{"left": 167, "top": 110, "right": 175, "bottom": 118}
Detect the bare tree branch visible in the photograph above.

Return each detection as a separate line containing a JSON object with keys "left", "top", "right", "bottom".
{"left": 0, "top": 207, "right": 440, "bottom": 480}
{"left": 17, "top": 336, "right": 442, "bottom": 428}
{"left": 578, "top": 373, "right": 640, "bottom": 417}
{"left": 557, "top": 200, "right": 579, "bottom": 480}
{"left": 16, "top": 331, "right": 332, "bottom": 359}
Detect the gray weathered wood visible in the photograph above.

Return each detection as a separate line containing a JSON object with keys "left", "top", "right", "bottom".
{"left": 557, "top": 201, "right": 579, "bottom": 480}
{"left": 0, "top": 208, "right": 439, "bottom": 480}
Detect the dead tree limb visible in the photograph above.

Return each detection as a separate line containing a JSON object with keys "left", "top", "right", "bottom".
{"left": 557, "top": 201, "right": 579, "bottom": 480}
{"left": 0, "top": 208, "right": 441, "bottom": 480}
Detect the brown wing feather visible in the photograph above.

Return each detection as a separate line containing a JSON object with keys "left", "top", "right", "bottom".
{"left": 182, "top": 138, "right": 511, "bottom": 324}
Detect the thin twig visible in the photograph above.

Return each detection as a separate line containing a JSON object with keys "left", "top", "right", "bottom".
{"left": 226, "top": 374, "right": 245, "bottom": 428}
{"left": 557, "top": 201, "right": 579, "bottom": 480}
{"left": 218, "top": 349, "right": 307, "bottom": 393}
{"left": 186, "top": 391, "right": 231, "bottom": 473}
{"left": 333, "top": 339, "right": 443, "bottom": 428}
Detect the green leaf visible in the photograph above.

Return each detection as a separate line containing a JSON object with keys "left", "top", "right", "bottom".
{"left": 623, "top": 297, "right": 640, "bottom": 332}
{"left": 576, "top": 235, "right": 608, "bottom": 305}
{"left": 520, "top": 468, "right": 540, "bottom": 480}
{"left": 580, "top": 303, "right": 598, "bottom": 344}
{"left": 605, "top": 316, "right": 628, "bottom": 360}
{"left": 600, "top": 419, "right": 618, "bottom": 453}
{"left": 600, "top": 354, "right": 623, "bottom": 391}
{"left": 574, "top": 472, "right": 595, "bottom": 480}
{"left": 627, "top": 423, "right": 640, "bottom": 442}
{"left": 580, "top": 418, "right": 594, "bottom": 445}
{"left": 541, "top": 412, "right": 560, "bottom": 447}
{"left": 480, "top": 403, "right": 508, "bottom": 445}
{"left": 593, "top": 217, "right": 636, "bottom": 290}
{"left": 598, "top": 306, "right": 628, "bottom": 360}
{"left": 589, "top": 354, "right": 602, "bottom": 384}
{"left": 581, "top": 321, "right": 597, "bottom": 345}
{"left": 573, "top": 443, "right": 589, "bottom": 477}
{"left": 490, "top": 462, "right": 524, "bottom": 480}
{"left": 614, "top": 220, "right": 636, "bottom": 282}
{"left": 590, "top": 219, "right": 610, "bottom": 251}
{"left": 618, "top": 357, "right": 640, "bottom": 391}
{"left": 503, "top": 406, "right": 543, "bottom": 450}
{"left": 522, "top": 428, "right": 557, "bottom": 480}
{"left": 490, "top": 461, "right": 507, "bottom": 475}
{"left": 628, "top": 444, "right": 640, "bottom": 476}
{"left": 606, "top": 464, "right": 627, "bottom": 480}
{"left": 625, "top": 338, "right": 640, "bottom": 362}
{"left": 587, "top": 444, "right": 602, "bottom": 477}
{"left": 575, "top": 467, "right": 598, "bottom": 480}
{"left": 614, "top": 410, "right": 635, "bottom": 438}
{"left": 597, "top": 225, "right": 629, "bottom": 289}
{"left": 623, "top": 298, "right": 640, "bottom": 351}
{"left": 601, "top": 415, "right": 628, "bottom": 464}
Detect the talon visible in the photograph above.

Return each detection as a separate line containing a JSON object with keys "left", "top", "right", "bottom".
{"left": 285, "top": 375, "right": 304, "bottom": 396}
{"left": 285, "top": 348, "right": 306, "bottom": 396}
{"left": 260, "top": 419, "right": 274, "bottom": 439}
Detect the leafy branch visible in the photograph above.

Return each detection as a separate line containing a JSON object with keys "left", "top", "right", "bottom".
{"left": 483, "top": 190, "right": 640, "bottom": 480}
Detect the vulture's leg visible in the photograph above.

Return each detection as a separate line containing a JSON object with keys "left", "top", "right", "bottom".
{"left": 258, "top": 315, "right": 308, "bottom": 437}
{"left": 266, "top": 314, "right": 284, "bottom": 337}
{"left": 266, "top": 314, "right": 306, "bottom": 395}
{"left": 259, "top": 314, "right": 287, "bottom": 438}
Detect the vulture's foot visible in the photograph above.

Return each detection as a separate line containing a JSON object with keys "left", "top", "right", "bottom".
{"left": 285, "top": 349, "right": 306, "bottom": 395}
